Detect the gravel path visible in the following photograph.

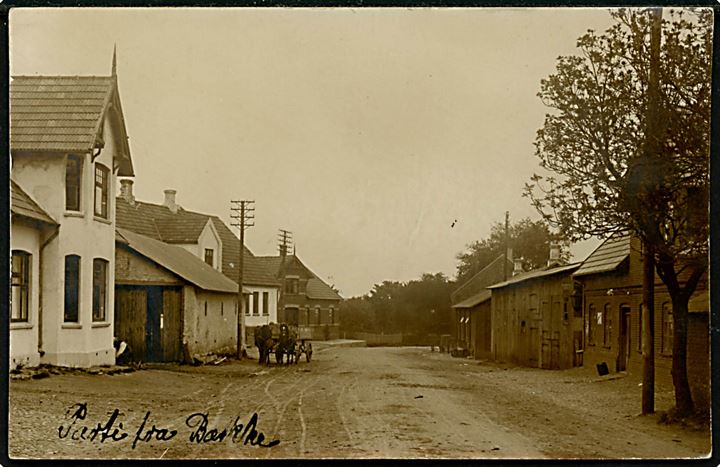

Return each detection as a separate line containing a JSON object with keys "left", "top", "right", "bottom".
{"left": 8, "top": 346, "right": 711, "bottom": 460}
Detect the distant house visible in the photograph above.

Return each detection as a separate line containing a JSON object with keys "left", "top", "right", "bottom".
{"left": 115, "top": 184, "right": 281, "bottom": 329}
{"left": 450, "top": 254, "right": 514, "bottom": 359}
{"left": 255, "top": 253, "right": 343, "bottom": 340}
{"left": 488, "top": 261, "right": 583, "bottom": 370}
{"left": 10, "top": 60, "right": 135, "bottom": 368}
{"left": 115, "top": 228, "right": 239, "bottom": 362}
{"left": 574, "top": 232, "right": 709, "bottom": 409}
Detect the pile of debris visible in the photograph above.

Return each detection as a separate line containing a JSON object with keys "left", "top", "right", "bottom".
{"left": 10, "top": 364, "right": 136, "bottom": 381}
{"left": 190, "top": 353, "right": 231, "bottom": 366}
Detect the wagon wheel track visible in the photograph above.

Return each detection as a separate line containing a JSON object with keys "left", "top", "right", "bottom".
{"left": 259, "top": 370, "right": 321, "bottom": 458}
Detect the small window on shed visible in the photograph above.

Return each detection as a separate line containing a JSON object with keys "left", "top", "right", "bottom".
{"left": 587, "top": 304, "right": 596, "bottom": 345}
{"left": 603, "top": 304, "right": 612, "bottom": 348}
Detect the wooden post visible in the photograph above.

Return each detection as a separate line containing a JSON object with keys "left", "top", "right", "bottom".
{"left": 642, "top": 242, "right": 655, "bottom": 414}
{"left": 641, "top": 7, "right": 662, "bottom": 415}
{"left": 237, "top": 201, "right": 246, "bottom": 358}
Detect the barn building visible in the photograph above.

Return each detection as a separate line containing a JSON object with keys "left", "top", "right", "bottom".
{"left": 115, "top": 228, "right": 240, "bottom": 362}
{"left": 450, "top": 254, "right": 513, "bottom": 359}
{"left": 488, "top": 261, "right": 583, "bottom": 370}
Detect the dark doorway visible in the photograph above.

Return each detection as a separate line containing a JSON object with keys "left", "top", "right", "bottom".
{"left": 146, "top": 287, "right": 163, "bottom": 362}
{"left": 115, "top": 285, "right": 182, "bottom": 363}
{"left": 617, "top": 305, "right": 631, "bottom": 372}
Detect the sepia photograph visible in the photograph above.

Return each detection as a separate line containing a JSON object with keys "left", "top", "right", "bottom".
{"left": 6, "top": 6, "right": 713, "bottom": 461}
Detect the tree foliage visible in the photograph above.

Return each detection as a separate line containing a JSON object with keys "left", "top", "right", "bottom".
{"left": 455, "top": 217, "right": 566, "bottom": 283}
{"left": 338, "top": 273, "right": 453, "bottom": 337}
{"left": 525, "top": 8, "right": 711, "bottom": 415}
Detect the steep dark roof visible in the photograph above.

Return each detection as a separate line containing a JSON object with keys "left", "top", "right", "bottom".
{"left": 10, "top": 179, "right": 57, "bottom": 226}
{"left": 574, "top": 232, "right": 631, "bottom": 277}
{"left": 488, "top": 263, "right": 581, "bottom": 290}
{"left": 452, "top": 289, "right": 491, "bottom": 309}
{"left": 117, "top": 228, "right": 239, "bottom": 294}
{"left": 116, "top": 197, "right": 278, "bottom": 287}
{"left": 306, "top": 277, "right": 343, "bottom": 301}
{"left": 255, "top": 255, "right": 342, "bottom": 300}
{"left": 154, "top": 216, "right": 211, "bottom": 244}
{"left": 451, "top": 255, "right": 514, "bottom": 304}
{"left": 10, "top": 75, "right": 133, "bottom": 176}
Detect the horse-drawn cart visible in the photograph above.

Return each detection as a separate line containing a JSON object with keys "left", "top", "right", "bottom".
{"left": 253, "top": 323, "right": 313, "bottom": 365}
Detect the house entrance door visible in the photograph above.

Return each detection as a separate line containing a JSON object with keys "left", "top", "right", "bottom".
{"left": 617, "top": 306, "right": 631, "bottom": 371}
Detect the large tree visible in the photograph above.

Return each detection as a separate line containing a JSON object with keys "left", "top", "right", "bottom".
{"left": 525, "top": 8, "right": 710, "bottom": 415}
{"left": 455, "top": 217, "right": 566, "bottom": 283}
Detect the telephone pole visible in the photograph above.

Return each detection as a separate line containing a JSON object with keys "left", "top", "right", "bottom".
{"left": 231, "top": 200, "right": 255, "bottom": 359}
{"left": 641, "top": 7, "right": 663, "bottom": 415}
{"left": 503, "top": 211, "right": 510, "bottom": 281}
{"left": 277, "top": 229, "right": 293, "bottom": 256}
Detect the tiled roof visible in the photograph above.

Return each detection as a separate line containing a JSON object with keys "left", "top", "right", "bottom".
{"left": 116, "top": 228, "right": 239, "bottom": 294}
{"left": 254, "top": 256, "right": 284, "bottom": 275}
{"left": 254, "top": 255, "right": 342, "bottom": 300}
{"left": 10, "top": 179, "right": 57, "bottom": 226}
{"left": 306, "top": 277, "right": 343, "bottom": 301}
{"left": 155, "top": 216, "right": 210, "bottom": 244}
{"left": 451, "top": 255, "right": 514, "bottom": 304}
{"left": 116, "top": 197, "right": 278, "bottom": 287}
{"left": 452, "top": 289, "right": 491, "bottom": 309}
{"left": 488, "top": 263, "right": 581, "bottom": 290}
{"left": 574, "top": 232, "right": 631, "bottom": 277}
{"left": 10, "top": 75, "right": 133, "bottom": 176}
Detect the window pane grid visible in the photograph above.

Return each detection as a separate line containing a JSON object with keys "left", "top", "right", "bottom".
{"left": 64, "top": 255, "right": 80, "bottom": 322}
{"left": 94, "top": 164, "right": 109, "bottom": 218}
{"left": 11, "top": 251, "right": 30, "bottom": 322}
{"left": 92, "top": 259, "right": 108, "bottom": 322}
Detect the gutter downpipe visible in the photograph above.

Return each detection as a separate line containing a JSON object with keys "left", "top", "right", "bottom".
{"left": 38, "top": 225, "right": 60, "bottom": 357}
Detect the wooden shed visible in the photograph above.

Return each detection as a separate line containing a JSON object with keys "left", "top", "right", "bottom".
{"left": 450, "top": 255, "right": 513, "bottom": 359}
{"left": 115, "top": 228, "right": 239, "bottom": 362}
{"left": 488, "top": 263, "right": 583, "bottom": 370}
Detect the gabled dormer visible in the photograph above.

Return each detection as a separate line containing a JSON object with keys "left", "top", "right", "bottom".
{"left": 10, "top": 49, "right": 134, "bottom": 220}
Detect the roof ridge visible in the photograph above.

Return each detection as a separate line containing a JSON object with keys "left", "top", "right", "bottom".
{"left": 453, "top": 254, "right": 511, "bottom": 295}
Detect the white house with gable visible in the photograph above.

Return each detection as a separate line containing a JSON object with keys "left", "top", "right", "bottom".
{"left": 10, "top": 52, "right": 134, "bottom": 368}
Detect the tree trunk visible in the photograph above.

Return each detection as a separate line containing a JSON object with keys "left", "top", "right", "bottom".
{"left": 671, "top": 293, "right": 694, "bottom": 415}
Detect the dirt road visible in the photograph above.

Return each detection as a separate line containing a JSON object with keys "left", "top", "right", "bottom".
{"left": 8, "top": 346, "right": 711, "bottom": 460}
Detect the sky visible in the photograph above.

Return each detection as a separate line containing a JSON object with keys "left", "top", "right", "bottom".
{"left": 9, "top": 8, "right": 613, "bottom": 297}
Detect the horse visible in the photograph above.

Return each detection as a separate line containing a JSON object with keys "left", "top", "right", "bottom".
{"left": 254, "top": 325, "right": 274, "bottom": 365}
{"left": 277, "top": 324, "right": 297, "bottom": 365}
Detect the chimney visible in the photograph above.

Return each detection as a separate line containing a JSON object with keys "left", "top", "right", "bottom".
{"left": 120, "top": 179, "right": 135, "bottom": 205}
{"left": 163, "top": 189, "right": 178, "bottom": 214}
{"left": 548, "top": 241, "right": 561, "bottom": 267}
{"left": 513, "top": 258, "right": 523, "bottom": 276}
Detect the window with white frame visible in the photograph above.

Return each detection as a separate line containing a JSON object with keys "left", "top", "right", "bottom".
{"left": 11, "top": 250, "right": 31, "bottom": 322}
{"left": 66, "top": 155, "right": 83, "bottom": 211}
{"left": 253, "top": 291, "right": 260, "bottom": 315}
{"left": 64, "top": 255, "right": 81, "bottom": 322}
{"left": 92, "top": 258, "right": 108, "bottom": 321}
{"left": 94, "top": 163, "right": 109, "bottom": 219}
